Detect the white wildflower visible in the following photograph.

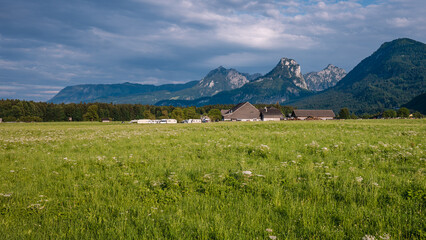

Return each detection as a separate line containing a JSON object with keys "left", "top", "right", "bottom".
{"left": 27, "top": 204, "right": 45, "bottom": 210}
{"left": 269, "top": 236, "right": 277, "bottom": 240}
{"left": 325, "top": 173, "right": 331, "bottom": 176}
{"left": 322, "top": 147, "right": 328, "bottom": 151}
{"left": 242, "top": 171, "right": 252, "bottom": 175}
{"left": 260, "top": 144, "right": 270, "bottom": 150}
{"left": 379, "top": 233, "right": 390, "bottom": 240}
{"left": 372, "top": 182, "right": 380, "bottom": 187}
{"left": 296, "top": 155, "right": 302, "bottom": 158}
{"left": 356, "top": 176, "right": 363, "bottom": 183}
{"left": 0, "top": 193, "right": 12, "bottom": 197}
{"left": 10, "top": 170, "right": 15, "bottom": 173}
{"left": 266, "top": 228, "right": 273, "bottom": 232}
{"left": 308, "top": 141, "right": 319, "bottom": 148}
{"left": 362, "top": 235, "right": 376, "bottom": 240}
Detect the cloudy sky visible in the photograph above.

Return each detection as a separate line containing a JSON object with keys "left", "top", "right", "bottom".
{"left": 0, "top": 0, "right": 425, "bottom": 101}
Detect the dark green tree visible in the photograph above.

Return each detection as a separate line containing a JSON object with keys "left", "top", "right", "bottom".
{"left": 184, "top": 107, "right": 200, "bottom": 119}
{"left": 143, "top": 110, "right": 155, "bottom": 120}
{"left": 338, "top": 108, "right": 351, "bottom": 119}
{"left": 208, "top": 109, "right": 222, "bottom": 122}
{"left": 412, "top": 111, "right": 423, "bottom": 118}
{"left": 397, "top": 107, "right": 410, "bottom": 118}
{"left": 383, "top": 109, "right": 397, "bottom": 118}
{"left": 83, "top": 105, "right": 99, "bottom": 121}
{"left": 10, "top": 105, "right": 24, "bottom": 119}
{"left": 171, "top": 108, "right": 184, "bottom": 122}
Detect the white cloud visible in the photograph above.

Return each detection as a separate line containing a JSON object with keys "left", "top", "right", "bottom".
{"left": 203, "top": 52, "right": 272, "bottom": 68}
{"left": 387, "top": 17, "right": 410, "bottom": 27}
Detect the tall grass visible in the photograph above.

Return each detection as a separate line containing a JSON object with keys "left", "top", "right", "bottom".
{"left": 0, "top": 120, "right": 425, "bottom": 239}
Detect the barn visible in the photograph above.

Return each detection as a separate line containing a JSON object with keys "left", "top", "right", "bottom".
{"left": 292, "top": 110, "right": 335, "bottom": 120}
{"left": 259, "top": 107, "right": 283, "bottom": 121}
{"left": 221, "top": 102, "right": 260, "bottom": 121}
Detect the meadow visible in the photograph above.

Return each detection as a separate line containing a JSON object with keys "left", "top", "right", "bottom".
{"left": 0, "top": 120, "right": 425, "bottom": 239}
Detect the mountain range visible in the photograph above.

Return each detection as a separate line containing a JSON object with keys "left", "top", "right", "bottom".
{"left": 49, "top": 68, "right": 261, "bottom": 105}
{"left": 157, "top": 58, "right": 316, "bottom": 106}
{"left": 50, "top": 60, "right": 345, "bottom": 105}
{"left": 50, "top": 38, "right": 425, "bottom": 114}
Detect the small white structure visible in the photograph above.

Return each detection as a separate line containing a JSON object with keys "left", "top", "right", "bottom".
{"left": 0, "top": 118, "right": 2, "bottom": 123}
{"left": 183, "top": 119, "right": 202, "bottom": 123}
{"left": 163, "top": 119, "right": 177, "bottom": 124}
{"left": 137, "top": 119, "right": 153, "bottom": 124}
{"left": 201, "top": 116, "right": 211, "bottom": 123}
{"left": 131, "top": 119, "right": 177, "bottom": 124}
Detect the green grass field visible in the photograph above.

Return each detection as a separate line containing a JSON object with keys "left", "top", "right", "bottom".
{"left": 0, "top": 120, "right": 425, "bottom": 239}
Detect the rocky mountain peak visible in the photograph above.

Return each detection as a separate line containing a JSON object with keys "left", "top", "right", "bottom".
{"left": 265, "top": 58, "right": 307, "bottom": 89}
{"left": 303, "top": 64, "right": 347, "bottom": 92}
{"left": 197, "top": 66, "right": 249, "bottom": 96}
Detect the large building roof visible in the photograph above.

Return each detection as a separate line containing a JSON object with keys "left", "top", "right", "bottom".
{"left": 293, "top": 109, "right": 335, "bottom": 118}
{"left": 221, "top": 102, "right": 260, "bottom": 120}
{"left": 259, "top": 107, "right": 283, "bottom": 117}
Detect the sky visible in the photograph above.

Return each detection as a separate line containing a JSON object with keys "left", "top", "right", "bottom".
{"left": 0, "top": 0, "right": 425, "bottom": 101}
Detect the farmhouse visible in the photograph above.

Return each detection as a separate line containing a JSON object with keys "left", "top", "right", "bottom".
{"left": 259, "top": 107, "right": 283, "bottom": 121}
{"left": 101, "top": 118, "right": 111, "bottom": 122}
{"left": 221, "top": 102, "right": 260, "bottom": 121}
{"left": 292, "top": 110, "right": 335, "bottom": 120}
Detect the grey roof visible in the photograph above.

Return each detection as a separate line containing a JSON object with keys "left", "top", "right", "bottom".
{"left": 222, "top": 102, "right": 260, "bottom": 120}
{"left": 292, "top": 109, "right": 335, "bottom": 118}
{"left": 221, "top": 109, "right": 230, "bottom": 115}
{"left": 259, "top": 107, "right": 283, "bottom": 117}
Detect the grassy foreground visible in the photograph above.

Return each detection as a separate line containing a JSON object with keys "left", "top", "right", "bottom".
{"left": 0, "top": 120, "right": 425, "bottom": 239}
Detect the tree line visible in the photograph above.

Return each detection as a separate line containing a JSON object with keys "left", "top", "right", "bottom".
{"left": 0, "top": 99, "right": 294, "bottom": 122}
{"left": 337, "top": 107, "right": 423, "bottom": 119}
{"left": 1, "top": 99, "right": 421, "bottom": 122}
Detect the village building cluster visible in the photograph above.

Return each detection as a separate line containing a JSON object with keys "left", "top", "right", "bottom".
{"left": 129, "top": 102, "right": 335, "bottom": 124}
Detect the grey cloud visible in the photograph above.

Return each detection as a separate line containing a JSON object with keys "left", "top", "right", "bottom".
{"left": 0, "top": 0, "right": 425, "bottom": 101}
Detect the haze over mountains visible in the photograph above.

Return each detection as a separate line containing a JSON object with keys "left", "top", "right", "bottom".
{"left": 50, "top": 38, "right": 425, "bottom": 114}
